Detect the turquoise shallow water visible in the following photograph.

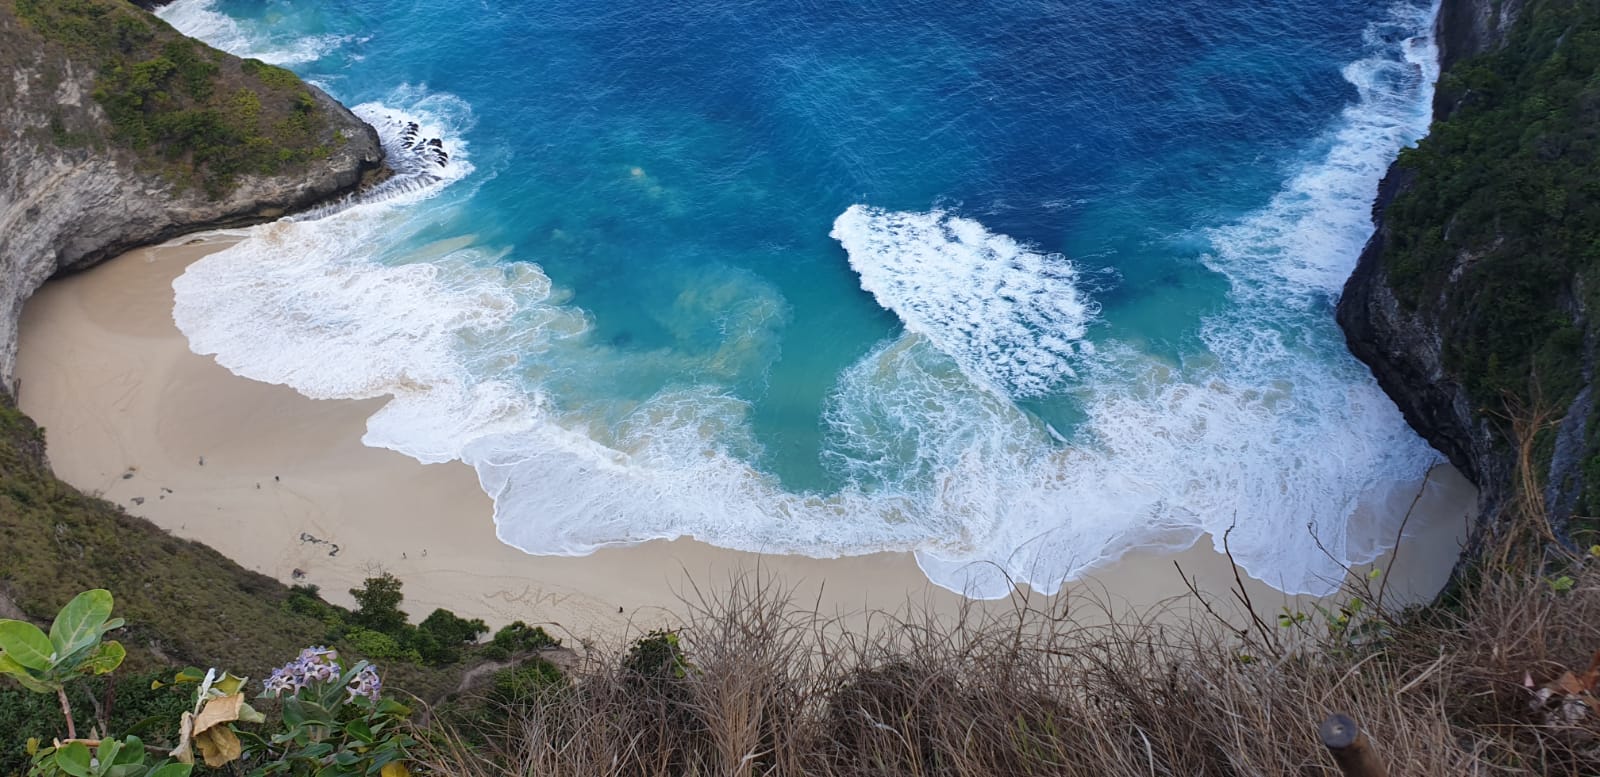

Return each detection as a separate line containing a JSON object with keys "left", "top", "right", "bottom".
{"left": 161, "top": 0, "right": 1444, "bottom": 597}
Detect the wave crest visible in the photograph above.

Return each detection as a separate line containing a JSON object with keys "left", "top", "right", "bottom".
{"left": 832, "top": 206, "right": 1098, "bottom": 398}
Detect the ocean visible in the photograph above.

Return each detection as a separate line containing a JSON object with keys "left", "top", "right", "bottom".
{"left": 157, "top": 0, "right": 1444, "bottom": 597}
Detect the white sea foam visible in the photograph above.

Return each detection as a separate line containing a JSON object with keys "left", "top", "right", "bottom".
{"left": 825, "top": 0, "right": 1444, "bottom": 596}
{"left": 832, "top": 207, "right": 1098, "bottom": 398}
{"left": 170, "top": 2, "right": 1446, "bottom": 599}
{"left": 156, "top": 0, "right": 351, "bottom": 66}
{"left": 173, "top": 91, "right": 581, "bottom": 466}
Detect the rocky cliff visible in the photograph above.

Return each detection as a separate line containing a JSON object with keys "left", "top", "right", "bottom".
{"left": 1435, "top": 0, "right": 1526, "bottom": 73}
{"left": 0, "top": 0, "right": 384, "bottom": 384}
{"left": 1340, "top": 0, "right": 1599, "bottom": 538}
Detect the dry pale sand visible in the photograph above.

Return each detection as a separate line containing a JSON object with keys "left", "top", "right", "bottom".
{"left": 14, "top": 237, "right": 1479, "bottom": 646}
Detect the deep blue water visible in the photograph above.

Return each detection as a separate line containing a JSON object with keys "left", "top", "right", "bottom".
{"left": 162, "top": 0, "right": 1443, "bottom": 597}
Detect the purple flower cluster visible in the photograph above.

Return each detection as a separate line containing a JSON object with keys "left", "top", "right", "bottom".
{"left": 262, "top": 646, "right": 344, "bottom": 698}
{"left": 262, "top": 647, "right": 385, "bottom": 703}
{"left": 346, "top": 664, "right": 382, "bottom": 702}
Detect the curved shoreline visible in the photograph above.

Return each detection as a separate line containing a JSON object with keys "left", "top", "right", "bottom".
{"left": 13, "top": 237, "right": 1479, "bottom": 640}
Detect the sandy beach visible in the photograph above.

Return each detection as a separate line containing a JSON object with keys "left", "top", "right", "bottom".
{"left": 13, "top": 237, "right": 1480, "bottom": 644}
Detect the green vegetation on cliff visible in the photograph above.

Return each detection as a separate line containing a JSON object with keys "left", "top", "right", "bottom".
{"left": 1382, "top": 0, "right": 1600, "bottom": 411}
{"left": 0, "top": 395, "right": 516, "bottom": 772}
{"left": 8, "top": 0, "right": 335, "bottom": 196}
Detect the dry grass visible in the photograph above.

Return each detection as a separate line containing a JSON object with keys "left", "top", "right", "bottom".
{"left": 419, "top": 543, "right": 1600, "bottom": 776}
{"left": 421, "top": 413, "right": 1600, "bottom": 776}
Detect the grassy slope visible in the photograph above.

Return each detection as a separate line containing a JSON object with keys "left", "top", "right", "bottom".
{"left": 0, "top": 394, "right": 330, "bottom": 678}
{"left": 0, "top": 394, "right": 480, "bottom": 771}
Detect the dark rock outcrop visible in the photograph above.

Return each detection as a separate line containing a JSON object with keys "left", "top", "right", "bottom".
{"left": 0, "top": 3, "right": 385, "bottom": 383}
{"left": 1338, "top": 165, "right": 1519, "bottom": 519}
{"left": 1435, "top": 0, "right": 1525, "bottom": 73}
{"left": 1338, "top": 0, "right": 1595, "bottom": 534}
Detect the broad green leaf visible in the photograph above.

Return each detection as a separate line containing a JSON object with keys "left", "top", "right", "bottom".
{"left": 113, "top": 736, "right": 145, "bottom": 766}
{"left": 0, "top": 620, "right": 56, "bottom": 671}
{"left": 96, "top": 737, "right": 121, "bottom": 769}
{"left": 368, "top": 750, "right": 400, "bottom": 774}
{"left": 54, "top": 742, "right": 92, "bottom": 777}
{"left": 297, "top": 699, "right": 334, "bottom": 724}
{"left": 237, "top": 701, "right": 266, "bottom": 725}
{"left": 80, "top": 641, "right": 126, "bottom": 676}
{"left": 0, "top": 653, "right": 57, "bottom": 692}
{"left": 376, "top": 699, "right": 410, "bottom": 718}
{"left": 56, "top": 639, "right": 108, "bottom": 675}
{"left": 147, "top": 763, "right": 194, "bottom": 777}
{"left": 280, "top": 698, "right": 307, "bottom": 728}
{"left": 49, "top": 590, "right": 115, "bottom": 659}
{"left": 345, "top": 719, "right": 373, "bottom": 744}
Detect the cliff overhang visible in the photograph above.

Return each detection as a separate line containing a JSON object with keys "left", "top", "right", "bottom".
{"left": 0, "top": 0, "right": 386, "bottom": 384}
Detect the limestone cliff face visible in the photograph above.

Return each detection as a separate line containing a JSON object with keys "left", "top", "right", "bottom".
{"left": 1435, "top": 0, "right": 1525, "bottom": 73}
{"left": 1339, "top": 0, "right": 1595, "bottom": 532}
{"left": 1337, "top": 167, "right": 1521, "bottom": 519}
{"left": 0, "top": 4, "right": 383, "bottom": 384}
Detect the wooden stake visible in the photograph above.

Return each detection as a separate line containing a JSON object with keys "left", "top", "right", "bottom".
{"left": 1320, "top": 713, "right": 1388, "bottom": 777}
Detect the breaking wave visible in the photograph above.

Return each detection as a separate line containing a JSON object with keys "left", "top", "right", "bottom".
{"left": 832, "top": 207, "right": 1098, "bottom": 398}
{"left": 169, "top": 0, "right": 1446, "bottom": 598}
{"left": 156, "top": 0, "right": 352, "bottom": 66}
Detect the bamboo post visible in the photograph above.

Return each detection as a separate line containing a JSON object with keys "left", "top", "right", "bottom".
{"left": 1319, "top": 713, "right": 1388, "bottom": 777}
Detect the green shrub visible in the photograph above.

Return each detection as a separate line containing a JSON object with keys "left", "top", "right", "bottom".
{"left": 415, "top": 609, "right": 488, "bottom": 665}
{"left": 0, "top": 671, "right": 188, "bottom": 775}
{"left": 240, "top": 58, "right": 302, "bottom": 91}
{"left": 0, "top": 591, "right": 193, "bottom": 777}
{"left": 350, "top": 574, "right": 408, "bottom": 636}
{"left": 14, "top": 0, "right": 333, "bottom": 196}
{"left": 1381, "top": 0, "right": 1600, "bottom": 413}
{"left": 488, "top": 658, "right": 568, "bottom": 707}
{"left": 346, "top": 628, "right": 422, "bottom": 664}
{"left": 482, "top": 621, "right": 560, "bottom": 660}
{"left": 623, "top": 630, "right": 689, "bottom": 681}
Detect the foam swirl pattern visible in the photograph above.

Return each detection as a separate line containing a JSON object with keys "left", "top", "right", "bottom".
{"left": 164, "top": 0, "right": 1444, "bottom": 597}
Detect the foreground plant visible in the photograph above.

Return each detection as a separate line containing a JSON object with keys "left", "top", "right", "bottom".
{"left": 2, "top": 591, "right": 415, "bottom": 777}
{"left": 0, "top": 590, "right": 193, "bottom": 777}
{"left": 0, "top": 589, "right": 126, "bottom": 739}
{"left": 157, "top": 667, "right": 265, "bottom": 768}
{"left": 237, "top": 647, "right": 415, "bottom": 777}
